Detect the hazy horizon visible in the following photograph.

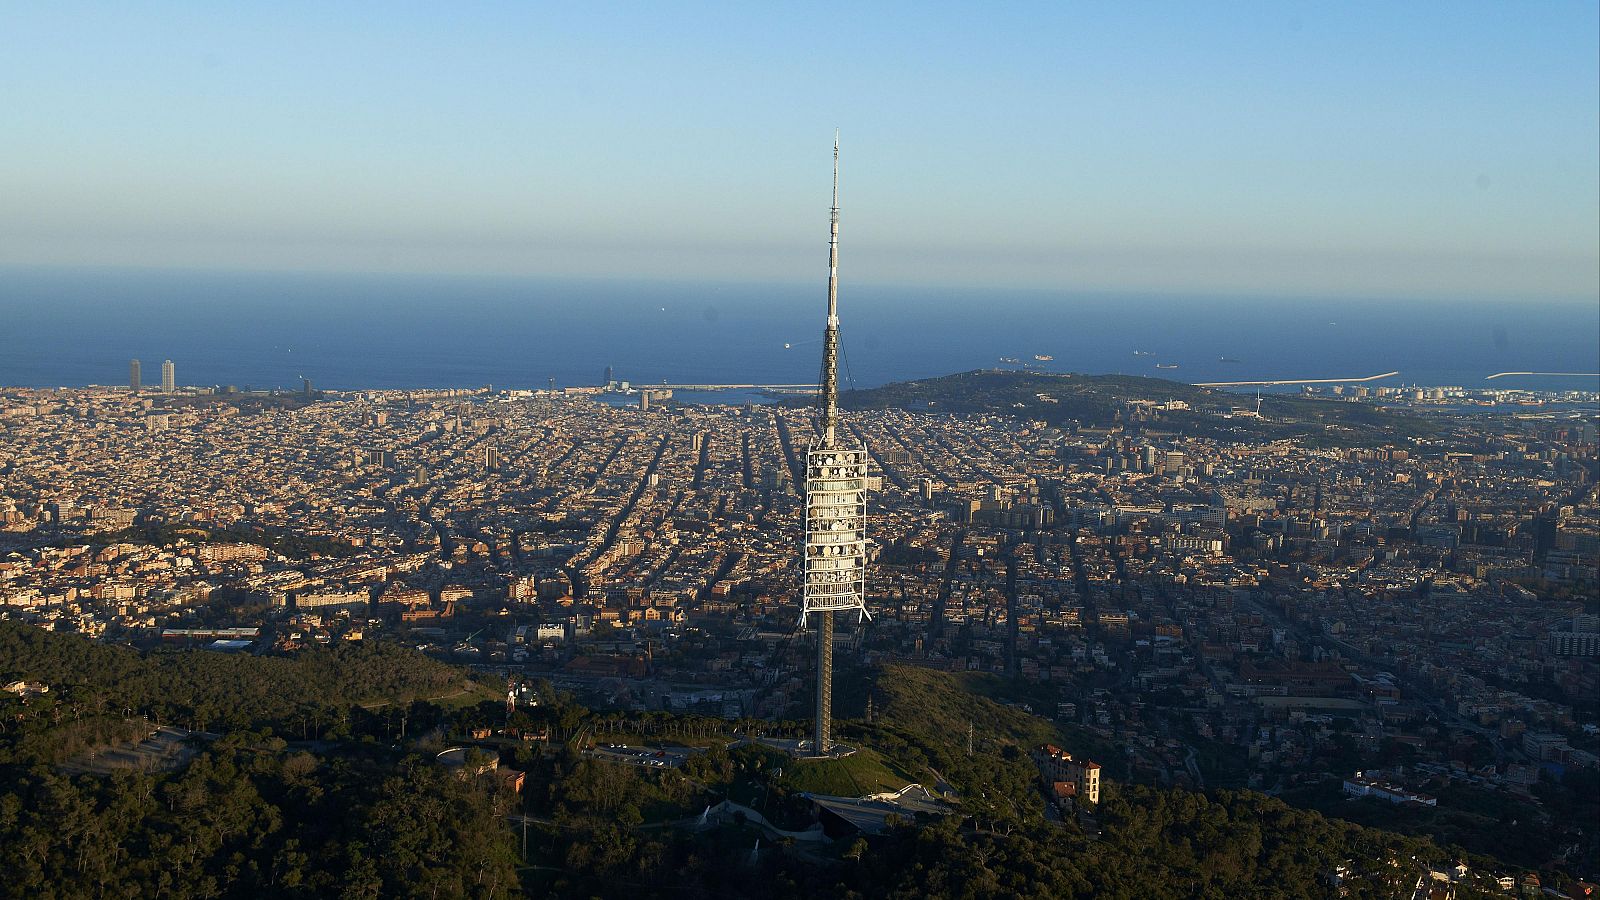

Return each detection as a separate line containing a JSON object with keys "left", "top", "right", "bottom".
{"left": 4, "top": 2, "right": 1597, "bottom": 303}
{"left": 9, "top": 260, "right": 1600, "bottom": 308}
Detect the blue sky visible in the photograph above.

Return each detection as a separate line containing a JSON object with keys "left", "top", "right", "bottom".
{"left": 3, "top": 2, "right": 1596, "bottom": 300}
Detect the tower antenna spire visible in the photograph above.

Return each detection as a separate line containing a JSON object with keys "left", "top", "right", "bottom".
{"left": 832, "top": 129, "right": 840, "bottom": 207}
{"left": 820, "top": 132, "right": 842, "bottom": 445}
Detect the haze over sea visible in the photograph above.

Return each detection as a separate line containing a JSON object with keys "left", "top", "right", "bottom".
{"left": 3, "top": 267, "right": 1597, "bottom": 396}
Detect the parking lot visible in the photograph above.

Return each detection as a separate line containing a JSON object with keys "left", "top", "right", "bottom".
{"left": 585, "top": 744, "right": 697, "bottom": 770}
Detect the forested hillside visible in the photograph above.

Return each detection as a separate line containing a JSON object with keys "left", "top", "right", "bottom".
{"left": 0, "top": 740, "right": 522, "bottom": 899}
{"left": 0, "top": 622, "right": 462, "bottom": 764}
{"left": 0, "top": 625, "right": 1545, "bottom": 898}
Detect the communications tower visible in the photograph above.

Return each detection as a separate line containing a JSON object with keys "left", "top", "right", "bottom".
{"left": 800, "top": 135, "right": 869, "bottom": 755}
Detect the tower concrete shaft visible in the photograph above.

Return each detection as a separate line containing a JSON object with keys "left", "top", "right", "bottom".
{"left": 815, "top": 609, "right": 833, "bottom": 752}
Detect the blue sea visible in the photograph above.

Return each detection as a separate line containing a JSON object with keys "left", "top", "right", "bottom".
{"left": 2, "top": 267, "right": 1596, "bottom": 396}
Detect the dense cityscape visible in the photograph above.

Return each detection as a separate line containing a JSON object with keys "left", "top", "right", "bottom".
{"left": 2, "top": 367, "right": 1595, "bottom": 895}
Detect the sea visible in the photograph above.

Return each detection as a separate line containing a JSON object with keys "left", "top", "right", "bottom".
{"left": 2, "top": 267, "right": 1597, "bottom": 398}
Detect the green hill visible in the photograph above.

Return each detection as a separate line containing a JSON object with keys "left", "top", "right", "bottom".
{"left": 838, "top": 370, "right": 1212, "bottom": 420}
{"left": 808, "top": 369, "right": 1438, "bottom": 446}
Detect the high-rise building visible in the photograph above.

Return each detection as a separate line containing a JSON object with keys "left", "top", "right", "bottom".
{"left": 160, "top": 359, "right": 175, "bottom": 393}
{"left": 1550, "top": 615, "right": 1600, "bottom": 657}
{"left": 800, "top": 136, "right": 869, "bottom": 755}
{"left": 129, "top": 359, "right": 141, "bottom": 392}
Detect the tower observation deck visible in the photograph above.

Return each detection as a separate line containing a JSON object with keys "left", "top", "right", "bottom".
{"left": 800, "top": 135, "right": 868, "bottom": 756}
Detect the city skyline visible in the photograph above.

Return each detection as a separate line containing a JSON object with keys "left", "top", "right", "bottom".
{"left": 2, "top": 5, "right": 1598, "bottom": 896}
{"left": 2, "top": 2, "right": 1596, "bottom": 302}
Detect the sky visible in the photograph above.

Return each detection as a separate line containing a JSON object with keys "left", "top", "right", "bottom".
{"left": 2, "top": 2, "right": 1597, "bottom": 301}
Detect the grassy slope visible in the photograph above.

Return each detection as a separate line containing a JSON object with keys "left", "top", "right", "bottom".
{"left": 779, "top": 746, "right": 915, "bottom": 796}
{"left": 874, "top": 664, "right": 1061, "bottom": 750}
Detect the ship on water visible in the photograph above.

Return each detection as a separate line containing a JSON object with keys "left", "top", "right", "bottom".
{"left": 999, "top": 356, "right": 1021, "bottom": 364}
{"left": 1156, "top": 363, "right": 1179, "bottom": 369}
{"left": 1033, "top": 354, "right": 1053, "bottom": 362}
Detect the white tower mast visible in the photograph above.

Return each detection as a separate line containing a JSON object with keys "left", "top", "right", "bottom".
{"left": 801, "top": 134, "right": 869, "bottom": 755}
